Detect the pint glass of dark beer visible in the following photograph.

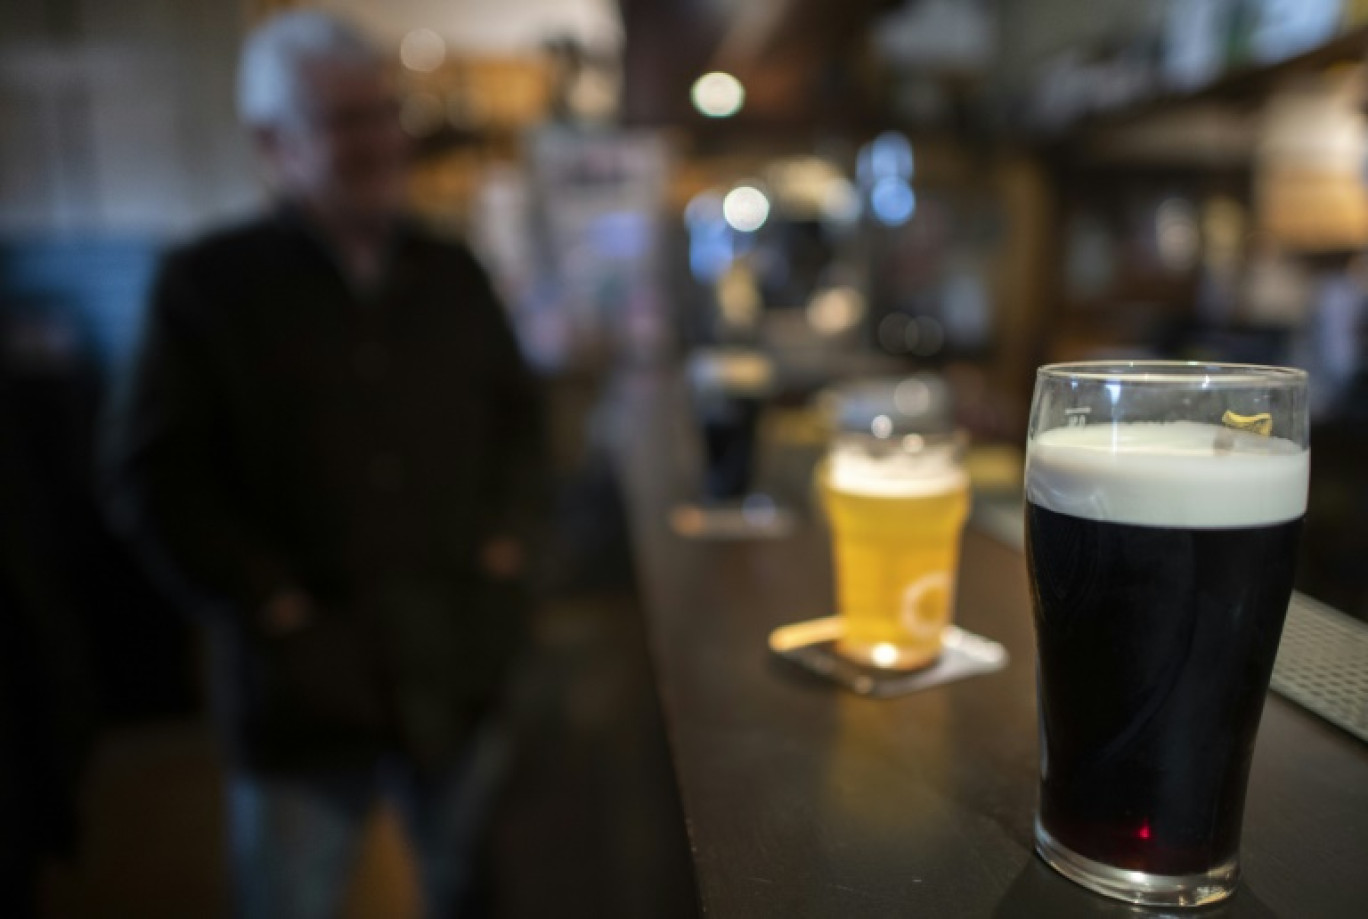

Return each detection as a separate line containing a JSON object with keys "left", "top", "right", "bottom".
{"left": 1024, "top": 362, "right": 1309, "bottom": 908}
{"left": 687, "top": 348, "right": 775, "bottom": 502}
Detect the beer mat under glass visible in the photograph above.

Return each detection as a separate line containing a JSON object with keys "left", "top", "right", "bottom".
{"left": 768, "top": 617, "right": 1008, "bottom": 697}
{"left": 669, "top": 498, "right": 797, "bottom": 540}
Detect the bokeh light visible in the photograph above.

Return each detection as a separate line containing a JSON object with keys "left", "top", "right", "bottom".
{"left": 691, "top": 72, "right": 746, "bottom": 118}
{"left": 722, "top": 185, "right": 770, "bottom": 232}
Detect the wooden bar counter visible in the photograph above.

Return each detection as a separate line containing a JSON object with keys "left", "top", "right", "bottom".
{"left": 609, "top": 370, "right": 1368, "bottom": 918}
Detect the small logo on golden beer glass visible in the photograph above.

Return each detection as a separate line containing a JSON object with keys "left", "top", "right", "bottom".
{"left": 900, "top": 572, "right": 952, "bottom": 642}
{"left": 1221, "top": 410, "right": 1272, "bottom": 436}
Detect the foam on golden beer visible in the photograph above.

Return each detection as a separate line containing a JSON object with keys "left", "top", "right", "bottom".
{"left": 827, "top": 447, "right": 969, "bottom": 498}
{"left": 1027, "top": 421, "right": 1308, "bottom": 528}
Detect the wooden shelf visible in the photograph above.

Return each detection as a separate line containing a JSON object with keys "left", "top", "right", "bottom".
{"left": 1050, "top": 25, "right": 1368, "bottom": 153}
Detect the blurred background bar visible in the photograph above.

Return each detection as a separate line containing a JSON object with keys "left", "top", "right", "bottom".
{"left": 3, "top": 0, "right": 1368, "bottom": 916}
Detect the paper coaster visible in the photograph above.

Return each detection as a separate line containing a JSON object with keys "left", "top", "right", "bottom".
{"left": 669, "top": 496, "right": 797, "bottom": 540}
{"left": 768, "top": 617, "right": 1009, "bottom": 698}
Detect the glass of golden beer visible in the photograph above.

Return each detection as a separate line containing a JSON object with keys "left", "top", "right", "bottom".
{"left": 819, "top": 378, "right": 970, "bottom": 670}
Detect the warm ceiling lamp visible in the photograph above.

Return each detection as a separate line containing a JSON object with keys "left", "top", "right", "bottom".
{"left": 691, "top": 71, "right": 745, "bottom": 118}
{"left": 400, "top": 28, "right": 446, "bottom": 73}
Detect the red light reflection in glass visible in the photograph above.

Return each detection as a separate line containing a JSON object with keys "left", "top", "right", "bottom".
{"left": 1137, "top": 822, "right": 1152, "bottom": 840}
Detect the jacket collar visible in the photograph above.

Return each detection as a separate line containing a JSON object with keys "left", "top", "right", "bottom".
{"left": 272, "top": 202, "right": 421, "bottom": 302}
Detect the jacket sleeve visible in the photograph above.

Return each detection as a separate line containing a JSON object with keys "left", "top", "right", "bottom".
{"left": 466, "top": 252, "right": 548, "bottom": 548}
{"left": 100, "top": 251, "right": 296, "bottom": 628}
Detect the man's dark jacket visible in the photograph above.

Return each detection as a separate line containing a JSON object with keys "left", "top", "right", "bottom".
{"left": 102, "top": 210, "right": 543, "bottom": 773}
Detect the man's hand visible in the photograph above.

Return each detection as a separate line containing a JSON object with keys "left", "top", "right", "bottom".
{"left": 479, "top": 537, "right": 525, "bottom": 580}
{"left": 260, "top": 589, "right": 315, "bottom": 636}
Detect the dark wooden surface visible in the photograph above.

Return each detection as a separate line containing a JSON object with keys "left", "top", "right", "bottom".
{"left": 611, "top": 371, "right": 1368, "bottom": 918}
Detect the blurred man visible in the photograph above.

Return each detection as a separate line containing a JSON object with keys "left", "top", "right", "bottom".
{"left": 102, "top": 12, "right": 542, "bottom": 918}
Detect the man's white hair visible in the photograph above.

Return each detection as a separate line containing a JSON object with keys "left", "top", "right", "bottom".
{"left": 237, "top": 10, "right": 382, "bottom": 128}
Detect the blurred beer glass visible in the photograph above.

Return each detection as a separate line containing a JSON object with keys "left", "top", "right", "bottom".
{"left": 1025, "top": 362, "right": 1309, "bottom": 908}
{"left": 687, "top": 348, "right": 776, "bottom": 503}
{"left": 819, "top": 377, "right": 969, "bottom": 670}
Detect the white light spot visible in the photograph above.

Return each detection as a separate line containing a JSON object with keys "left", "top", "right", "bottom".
{"left": 872, "top": 643, "right": 900, "bottom": 668}
{"left": 400, "top": 28, "right": 446, "bottom": 73}
{"left": 723, "top": 185, "right": 770, "bottom": 233}
{"left": 871, "top": 414, "right": 894, "bottom": 439}
{"left": 691, "top": 71, "right": 745, "bottom": 118}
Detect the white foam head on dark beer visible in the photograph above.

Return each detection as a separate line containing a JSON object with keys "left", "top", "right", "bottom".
{"left": 1026, "top": 421, "right": 1308, "bottom": 528}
